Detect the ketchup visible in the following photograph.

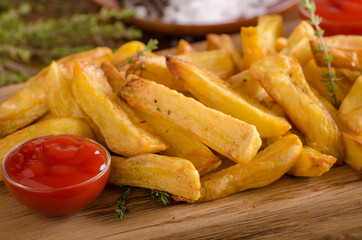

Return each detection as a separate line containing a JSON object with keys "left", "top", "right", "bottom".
{"left": 2, "top": 135, "right": 110, "bottom": 216}
{"left": 300, "top": 0, "right": 362, "bottom": 35}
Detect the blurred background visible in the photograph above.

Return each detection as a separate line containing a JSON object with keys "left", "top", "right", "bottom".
{"left": 0, "top": 0, "right": 300, "bottom": 86}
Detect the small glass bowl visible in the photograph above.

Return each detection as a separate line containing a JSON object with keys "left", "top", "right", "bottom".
{"left": 1, "top": 136, "right": 111, "bottom": 216}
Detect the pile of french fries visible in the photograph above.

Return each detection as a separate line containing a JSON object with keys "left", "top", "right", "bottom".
{"left": 0, "top": 14, "right": 361, "bottom": 203}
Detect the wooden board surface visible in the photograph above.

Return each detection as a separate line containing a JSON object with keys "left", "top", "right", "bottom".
{"left": 1, "top": 9, "right": 362, "bottom": 239}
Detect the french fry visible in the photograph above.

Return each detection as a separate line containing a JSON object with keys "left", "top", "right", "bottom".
{"left": 276, "top": 37, "right": 288, "bottom": 52}
{"left": 206, "top": 33, "right": 243, "bottom": 72}
{"left": 257, "top": 14, "right": 284, "bottom": 55}
{"left": 135, "top": 110, "right": 221, "bottom": 176}
{"left": 249, "top": 54, "right": 343, "bottom": 159}
{"left": 0, "top": 117, "right": 95, "bottom": 180}
{"left": 338, "top": 75, "right": 362, "bottom": 135}
{"left": 45, "top": 61, "right": 106, "bottom": 144}
{"left": 342, "top": 132, "right": 362, "bottom": 175}
{"left": 303, "top": 60, "right": 352, "bottom": 103}
{"left": 288, "top": 146, "right": 336, "bottom": 177}
{"left": 72, "top": 62, "right": 167, "bottom": 156}
{"left": 310, "top": 35, "right": 362, "bottom": 71}
{"left": 166, "top": 56, "right": 291, "bottom": 138}
{"left": 284, "top": 38, "right": 314, "bottom": 67}
{"left": 120, "top": 76, "right": 261, "bottom": 165}
{"left": 109, "top": 154, "right": 201, "bottom": 201}
{"left": 0, "top": 47, "right": 113, "bottom": 138}
{"left": 281, "top": 21, "right": 315, "bottom": 54}
{"left": 198, "top": 134, "right": 302, "bottom": 201}
{"left": 113, "top": 40, "right": 152, "bottom": 66}
{"left": 241, "top": 26, "right": 264, "bottom": 69}
{"left": 226, "top": 70, "right": 269, "bottom": 102}
{"left": 101, "top": 60, "right": 128, "bottom": 93}
{"left": 176, "top": 39, "right": 196, "bottom": 55}
{"left": 127, "top": 50, "right": 235, "bottom": 91}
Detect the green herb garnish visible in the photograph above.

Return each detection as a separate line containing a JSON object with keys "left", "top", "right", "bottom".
{"left": 115, "top": 186, "right": 131, "bottom": 220}
{"left": 144, "top": 188, "right": 170, "bottom": 205}
{"left": 301, "top": 0, "right": 341, "bottom": 108}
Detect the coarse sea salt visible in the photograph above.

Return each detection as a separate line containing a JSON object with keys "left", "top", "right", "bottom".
{"left": 134, "top": 0, "right": 280, "bottom": 25}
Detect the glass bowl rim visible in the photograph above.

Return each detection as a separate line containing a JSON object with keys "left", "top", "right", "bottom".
{"left": 1, "top": 135, "right": 111, "bottom": 193}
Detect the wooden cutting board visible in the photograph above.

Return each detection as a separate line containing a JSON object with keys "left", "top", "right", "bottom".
{"left": 1, "top": 20, "right": 362, "bottom": 239}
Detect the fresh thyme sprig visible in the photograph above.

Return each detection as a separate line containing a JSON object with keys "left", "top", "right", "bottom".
{"left": 115, "top": 186, "right": 131, "bottom": 220}
{"left": 126, "top": 38, "right": 159, "bottom": 64}
{"left": 301, "top": 0, "right": 341, "bottom": 108}
{"left": 144, "top": 188, "right": 170, "bottom": 205}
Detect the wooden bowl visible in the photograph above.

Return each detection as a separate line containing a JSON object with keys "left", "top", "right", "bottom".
{"left": 93, "top": 0, "right": 299, "bottom": 36}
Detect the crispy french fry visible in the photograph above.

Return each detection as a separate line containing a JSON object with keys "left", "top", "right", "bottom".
{"left": 45, "top": 61, "right": 106, "bottom": 144}
{"left": 276, "top": 37, "right": 288, "bottom": 52}
{"left": 72, "top": 62, "right": 167, "bottom": 156}
{"left": 257, "top": 14, "right": 284, "bottom": 55}
{"left": 249, "top": 54, "right": 343, "bottom": 159}
{"left": 281, "top": 21, "right": 315, "bottom": 54}
{"left": 166, "top": 56, "right": 291, "bottom": 138}
{"left": 101, "top": 61, "right": 128, "bottom": 93}
{"left": 303, "top": 60, "right": 352, "bottom": 103}
{"left": 342, "top": 132, "right": 362, "bottom": 175}
{"left": 241, "top": 26, "right": 264, "bottom": 69}
{"left": 206, "top": 33, "right": 243, "bottom": 72}
{"left": 109, "top": 154, "right": 201, "bottom": 201}
{"left": 288, "top": 146, "right": 336, "bottom": 177}
{"left": 338, "top": 75, "right": 362, "bottom": 135}
{"left": 198, "top": 134, "right": 302, "bottom": 201}
{"left": 0, "top": 47, "right": 113, "bottom": 138}
{"left": 284, "top": 38, "right": 314, "bottom": 66}
{"left": 226, "top": 70, "right": 269, "bottom": 102}
{"left": 135, "top": 110, "right": 221, "bottom": 176}
{"left": 120, "top": 76, "right": 261, "bottom": 165}
{"left": 113, "top": 40, "right": 153, "bottom": 66}
{"left": 127, "top": 50, "right": 235, "bottom": 91}
{"left": 176, "top": 39, "right": 196, "bottom": 55}
{"left": 0, "top": 117, "right": 95, "bottom": 180}
{"left": 310, "top": 35, "right": 362, "bottom": 71}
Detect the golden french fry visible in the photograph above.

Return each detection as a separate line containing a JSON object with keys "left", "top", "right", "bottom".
{"left": 338, "top": 75, "right": 362, "bottom": 135}
{"left": 176, "top": 39, "right": 196, "bottom": 55}
{"left": 249, "top": 54, "right": 343, "bottom": 159}
{"left": 303, "top": 60, "right": 352, "bottom": 103}
{"left": 0, "top": 117, "right": 95, "bottom": 180}
{"left": 241, "top": 26, "right": 264, "bottom": 69}
{"left": 310, "top": 35, "right": 362, "bottom": 71}
{"left": 135, "top": 110, "right": 221, "bottom": 176}
{"left": 281, "top": 21, "right": 315, "bottom": 54}
{"left": 276, "top": 37, "right": 288, "bottom": 52}
{"left": 0, "top": 47, "right": 113, "bottom": 138}
{"left": 45, "top": 61, "right": 106, "bottom": 144}
{"left": 166, "top": 56, "right": 291, "bottom": 138}
{"left": 198, "top": 134, "right": 302, "bottom": 201}
{"left": 284, "top": 38, "right": 314, "bottom": 67}
{"left": 226, "top": 70, "right": 269, "bottom": 102}
{"left": 120, "top": 76, "right": 261, "bottom": 165}
{"left": 257, "top": 14, "right": 284, "bottom": 55}
{"left": 288, "top": 146, "right": 336, "bottom": 177}
{"left": 101, "top": 60, "right": 128, "bottom": 93}
{"left": 127, "top": 50, "right": 235, "bottom": 91}
{"left": 109, "top": 154, "right": 201, "bottom": 201}
{"left": 72, "top": 62, "right": 167, "bottom": 156}
{"left": 113, "top": 40, "right": 152, "bottom": 66}
{"left": 342, "top": 132, "right": 362, "bottom": 175}
{"left": 206, "top": 33, "right": 243, "bottom": 72}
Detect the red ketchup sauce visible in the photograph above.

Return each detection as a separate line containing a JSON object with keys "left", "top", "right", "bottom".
{"left": 300, "top": 0, "right": 362, "bottom": 35}
{"left": 2, "top": 134, "right": 110, "bottom": 216}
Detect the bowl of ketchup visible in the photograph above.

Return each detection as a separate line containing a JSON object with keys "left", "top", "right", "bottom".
{"left": 1, "top": 134, "right": 111, "bottom": 216}
{"left": 299, "top": 0, "right": 362, "bottom": 35}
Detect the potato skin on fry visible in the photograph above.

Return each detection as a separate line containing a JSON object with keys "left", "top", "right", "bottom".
{"left": 0, "top": 118, "right": 95, "bottom": 181}
{"left": 166, "top": 56, "right": 291, "bottom": 138}
{"left": 109, "top": 154, "right": 201, "bottom": 201}
{"left": 120, "top": 77, "right": 261, "bottom": 165}
{"left": 249, "top": 54, "right": 343, "bottom": 159}
{"left": 198, "top": 134, "right": 302, "bottom": 201}
{"left": 0, "top": 47, "right": 113, "bottom": 138}
{"left": 72, "top": 62, "right": 167, "bottom": 156}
